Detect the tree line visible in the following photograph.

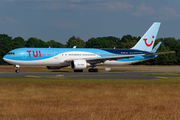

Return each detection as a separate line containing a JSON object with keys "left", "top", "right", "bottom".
{"left": 0, "top": 34, "right": 178, "bottom": 65}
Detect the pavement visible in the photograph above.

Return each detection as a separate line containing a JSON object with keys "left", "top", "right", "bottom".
{"left": 0, "top": 71, "right": 180, "bottom": 79}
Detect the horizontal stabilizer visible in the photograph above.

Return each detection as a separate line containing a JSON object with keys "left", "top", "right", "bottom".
{"left": 143, "top": 51, "right": 175, "bottom": 56}
{"left": 150, "top": 42, "right": 162, "bottom": 53}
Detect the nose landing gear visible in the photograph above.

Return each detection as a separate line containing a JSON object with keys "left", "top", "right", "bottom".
{"left": 14, "top": 65, "right": 20, "bottom": 73}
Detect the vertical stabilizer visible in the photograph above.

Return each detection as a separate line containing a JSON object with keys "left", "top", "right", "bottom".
{"left": 131, "top": 22, "right": 161, "bottom": 52}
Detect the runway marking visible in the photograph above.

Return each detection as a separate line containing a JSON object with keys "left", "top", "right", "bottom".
{"left": 156, "top": 77, "right": 168, "bottom": 79}
{"left": 26, "top": 75, "right": 41, "bottom": 78}
{"left": 55, "top": 74, "right": 64, "bottom": 78}
{"left": 63, "top": 75, "right": 109, "bottom": 77}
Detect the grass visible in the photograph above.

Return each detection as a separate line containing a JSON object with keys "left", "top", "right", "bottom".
{"left": 0, "top": 77, "right": 180, "bottom": 119}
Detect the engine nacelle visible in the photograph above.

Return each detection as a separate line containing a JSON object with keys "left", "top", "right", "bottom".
{"left": 70, "top": 60, "right": 87, "bottom": 70}
{"left": 46, "top": 66, "right": 61, "bottom": 69}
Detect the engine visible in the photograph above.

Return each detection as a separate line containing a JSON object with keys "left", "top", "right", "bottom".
{"left": 70, "top": 60, "right": 87, "bottom": 70}
{"left": 46, "top": 66, "right": 61, "bottom": 69}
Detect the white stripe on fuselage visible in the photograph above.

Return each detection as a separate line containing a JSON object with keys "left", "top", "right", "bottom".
{"left": 4, "top": 57, "right": 145, "bottom": 66}
{"left": 4, "top": 51, "right": 100, "bottom": 66}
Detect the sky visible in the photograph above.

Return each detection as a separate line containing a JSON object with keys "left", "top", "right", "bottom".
{"left": 1, "top": 0, "right": 180, "bottom": 44}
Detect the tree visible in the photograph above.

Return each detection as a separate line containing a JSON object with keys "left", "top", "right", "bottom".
{"left": 102, "top": 36, "right": 120, "bottom": 48}
{"left": 119, "top": 35, "right": 139, "bottom": 48}
{"left": 26, "top": 37, "right": 48, "bottom": 48}
{"left": 85, "top": 36, "right": 119, "bottom": 48}
{"left": 12, "top": 37, "right": 25, "bottom": 46}
{"left": 11, "top": 37, "right": 25, "bottom": 49}
{"left": 85, "top": 37, "right": 106, "bottom": 48}
{"left": 46, "top": 40, "right": 64, "bottom": 48}
{"left": 0, "top": 34, "right": 12, "bottom": 64}
{"left": 66, "top": 36, "right": 85, "bottom": 48}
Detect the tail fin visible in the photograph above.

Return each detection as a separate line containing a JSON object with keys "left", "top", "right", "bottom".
{"left": 131, "top": 22, "right": 161, "bottom": 52}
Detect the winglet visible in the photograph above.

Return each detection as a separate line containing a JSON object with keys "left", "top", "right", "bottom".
{"left": 150, "top": 42, "right": 162, "bottom": 53}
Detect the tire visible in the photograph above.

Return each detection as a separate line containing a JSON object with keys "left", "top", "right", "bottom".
{"left": 88, "top": 69, "right": 91, "bottom": 72}
{"left": 15, "top": 69, "right": 19, "bottom": 73}
{"left": 88, "top": 69, "right": 98, "bottom": 72}
{"left": 94, "top": 69, "right": 98, "bottom": 72}
{"left": 88, "top": 69, "right": 93, "bottom": 72}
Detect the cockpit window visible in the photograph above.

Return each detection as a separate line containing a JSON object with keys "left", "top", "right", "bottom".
{"left": 7, "top": 52, "right": 15, "bottom": 55}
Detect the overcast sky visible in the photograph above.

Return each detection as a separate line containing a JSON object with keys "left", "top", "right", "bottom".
{"left": 1, "top": 0, "right": 180, "bottom": 44}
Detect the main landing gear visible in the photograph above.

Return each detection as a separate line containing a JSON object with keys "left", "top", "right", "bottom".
{"left": 15, "top": 65, "right": 20, "bottom": 73}
{"left": 88, "top": 68, "right": 98, "bottom": 72}
{"left": 88, "top": 64, "right": 98, "bottom": 72}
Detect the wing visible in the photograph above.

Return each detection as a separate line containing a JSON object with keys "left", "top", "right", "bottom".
{"left": 65, "top": 54, "right": 145, "bottom": 63}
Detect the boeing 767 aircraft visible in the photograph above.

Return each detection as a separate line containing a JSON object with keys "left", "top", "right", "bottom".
{"left": 3, "top": 22, "right": 174, "bottom": 73}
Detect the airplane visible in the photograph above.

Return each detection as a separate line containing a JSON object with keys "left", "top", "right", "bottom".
{"left": 3, "top": 22, "right": 175, "bottom": 73}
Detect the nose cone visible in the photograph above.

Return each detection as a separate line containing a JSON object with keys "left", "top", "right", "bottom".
{"left": 3, "top": 54, "right": 14, "bottom": 65}
{"left": 3, "top": 55, "right": 7, "bottom": 62}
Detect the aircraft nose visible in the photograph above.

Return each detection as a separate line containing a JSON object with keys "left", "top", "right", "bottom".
{"left": 3, "top": 54, "right": 10, "bottom": 62}
{"left": 3, "top": 55, "right": 7, "bottom": 61}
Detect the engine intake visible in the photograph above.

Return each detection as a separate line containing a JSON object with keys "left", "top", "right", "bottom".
{"left": 70, "top": 60, "right": 87, "bottom": 70}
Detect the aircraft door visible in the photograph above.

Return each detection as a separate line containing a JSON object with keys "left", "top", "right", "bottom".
{"left": 97, "top": 52, "right": 100, "bottom": 56}
{"left": 54, "top": 51, "right": 58, "bottom": 59}
{"left": 22, "top": 51, "right": 27, "bottom": 59}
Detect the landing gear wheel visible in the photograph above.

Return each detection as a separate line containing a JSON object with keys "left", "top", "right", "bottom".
{"left": 88, "top": 69, "right": 93, "bottom": 72}
{"left": 14, "top": 65, "right": 20, "bottom": 73}
{"left": 94, "top": 68, "right": 98, "bottom": 72}
{"left": 15, "top": 69, "right": 19, "bottom": 73}
{"left": 88, "top": 68, "right": 98, "bottom": 72}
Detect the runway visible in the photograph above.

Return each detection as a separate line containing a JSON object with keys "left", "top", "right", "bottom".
{"left": 0, "top": 71, "right": 180, "bottom": 79}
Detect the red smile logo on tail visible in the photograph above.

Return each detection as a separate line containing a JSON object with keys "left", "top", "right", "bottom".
{"left": 143, "top": 36, "right": 154, "bottom": 47}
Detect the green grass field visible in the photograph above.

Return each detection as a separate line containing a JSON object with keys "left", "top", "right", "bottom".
{"left": 0, "top": 77, "right": 180, "bottom": 119}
